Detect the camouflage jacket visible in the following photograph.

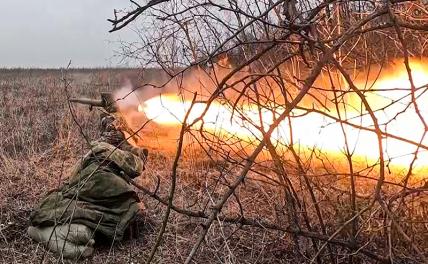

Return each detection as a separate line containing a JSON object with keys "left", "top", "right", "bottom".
{"left": 30, "top": 141, "right": 143, "bottom": 241}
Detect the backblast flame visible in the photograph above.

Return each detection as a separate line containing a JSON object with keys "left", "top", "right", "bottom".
{"left": 138, "top": 59, "right": 428, "bottom": 174}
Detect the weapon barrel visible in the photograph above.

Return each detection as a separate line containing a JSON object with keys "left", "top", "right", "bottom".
{"left": 69, "top": 98, "right": 105, "bottom": 107}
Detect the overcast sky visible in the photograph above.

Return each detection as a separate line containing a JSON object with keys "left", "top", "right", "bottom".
{"left": 0, "top": 0, "right": 137, "bottom": 68}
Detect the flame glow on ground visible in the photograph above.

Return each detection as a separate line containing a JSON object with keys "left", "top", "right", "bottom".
{"left": 138, "top": 60, "right": 428, "bottom": 175}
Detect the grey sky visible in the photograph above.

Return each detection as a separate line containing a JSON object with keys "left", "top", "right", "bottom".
{"left": 0, "top": 0, "right": 137, "bottom": 68}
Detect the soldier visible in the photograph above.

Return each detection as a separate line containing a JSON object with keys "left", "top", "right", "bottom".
{"left": 27, "top": 113, "right": 148, "bottom": 259}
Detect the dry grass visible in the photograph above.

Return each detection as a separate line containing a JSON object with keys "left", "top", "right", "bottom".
{"left": 0, "top": 69, "right": 427, "bottom": 263}
{"left": 0, "top": 69, "right": 292, "bottom": 264}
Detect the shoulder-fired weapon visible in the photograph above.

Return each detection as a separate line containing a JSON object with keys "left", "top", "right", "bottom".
{"left": 69, "top": 92, "right": 118, "bottom": 113}
{"left": 69, "top": 92, "right": 143, "bottom": 145}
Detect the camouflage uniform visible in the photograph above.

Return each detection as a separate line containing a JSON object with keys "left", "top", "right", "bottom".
{"left": 28, "top": 113, "right": 147, "bottom": 259}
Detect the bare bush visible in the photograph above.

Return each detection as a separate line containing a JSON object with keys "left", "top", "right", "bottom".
{"left": 2, "top": 0, "right": 428, "bottom": 263}
{"left": 106, "top": 0, "right": 428, "bottom": 263}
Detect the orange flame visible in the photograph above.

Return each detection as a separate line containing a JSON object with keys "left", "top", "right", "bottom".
{"left": 138, "top": 59, "right": 428, "bottom": 174}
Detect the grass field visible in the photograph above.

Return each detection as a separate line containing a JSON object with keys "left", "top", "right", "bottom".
{"left": 0, "top": 69, "right": 288, "bottom": 263}
{"left": 1, "top": 69, "right": 427, "bottom": 264}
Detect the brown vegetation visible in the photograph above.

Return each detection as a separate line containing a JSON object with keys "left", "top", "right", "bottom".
{"left": 3, "top": 0, "right": 428, "bottom": 263}
{"left": 0, "top": 69, "right": 309, "bottom": 263}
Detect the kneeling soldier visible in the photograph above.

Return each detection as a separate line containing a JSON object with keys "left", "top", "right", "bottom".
{"left": 28, "top": 114, "right": 147, "bottom": 259}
